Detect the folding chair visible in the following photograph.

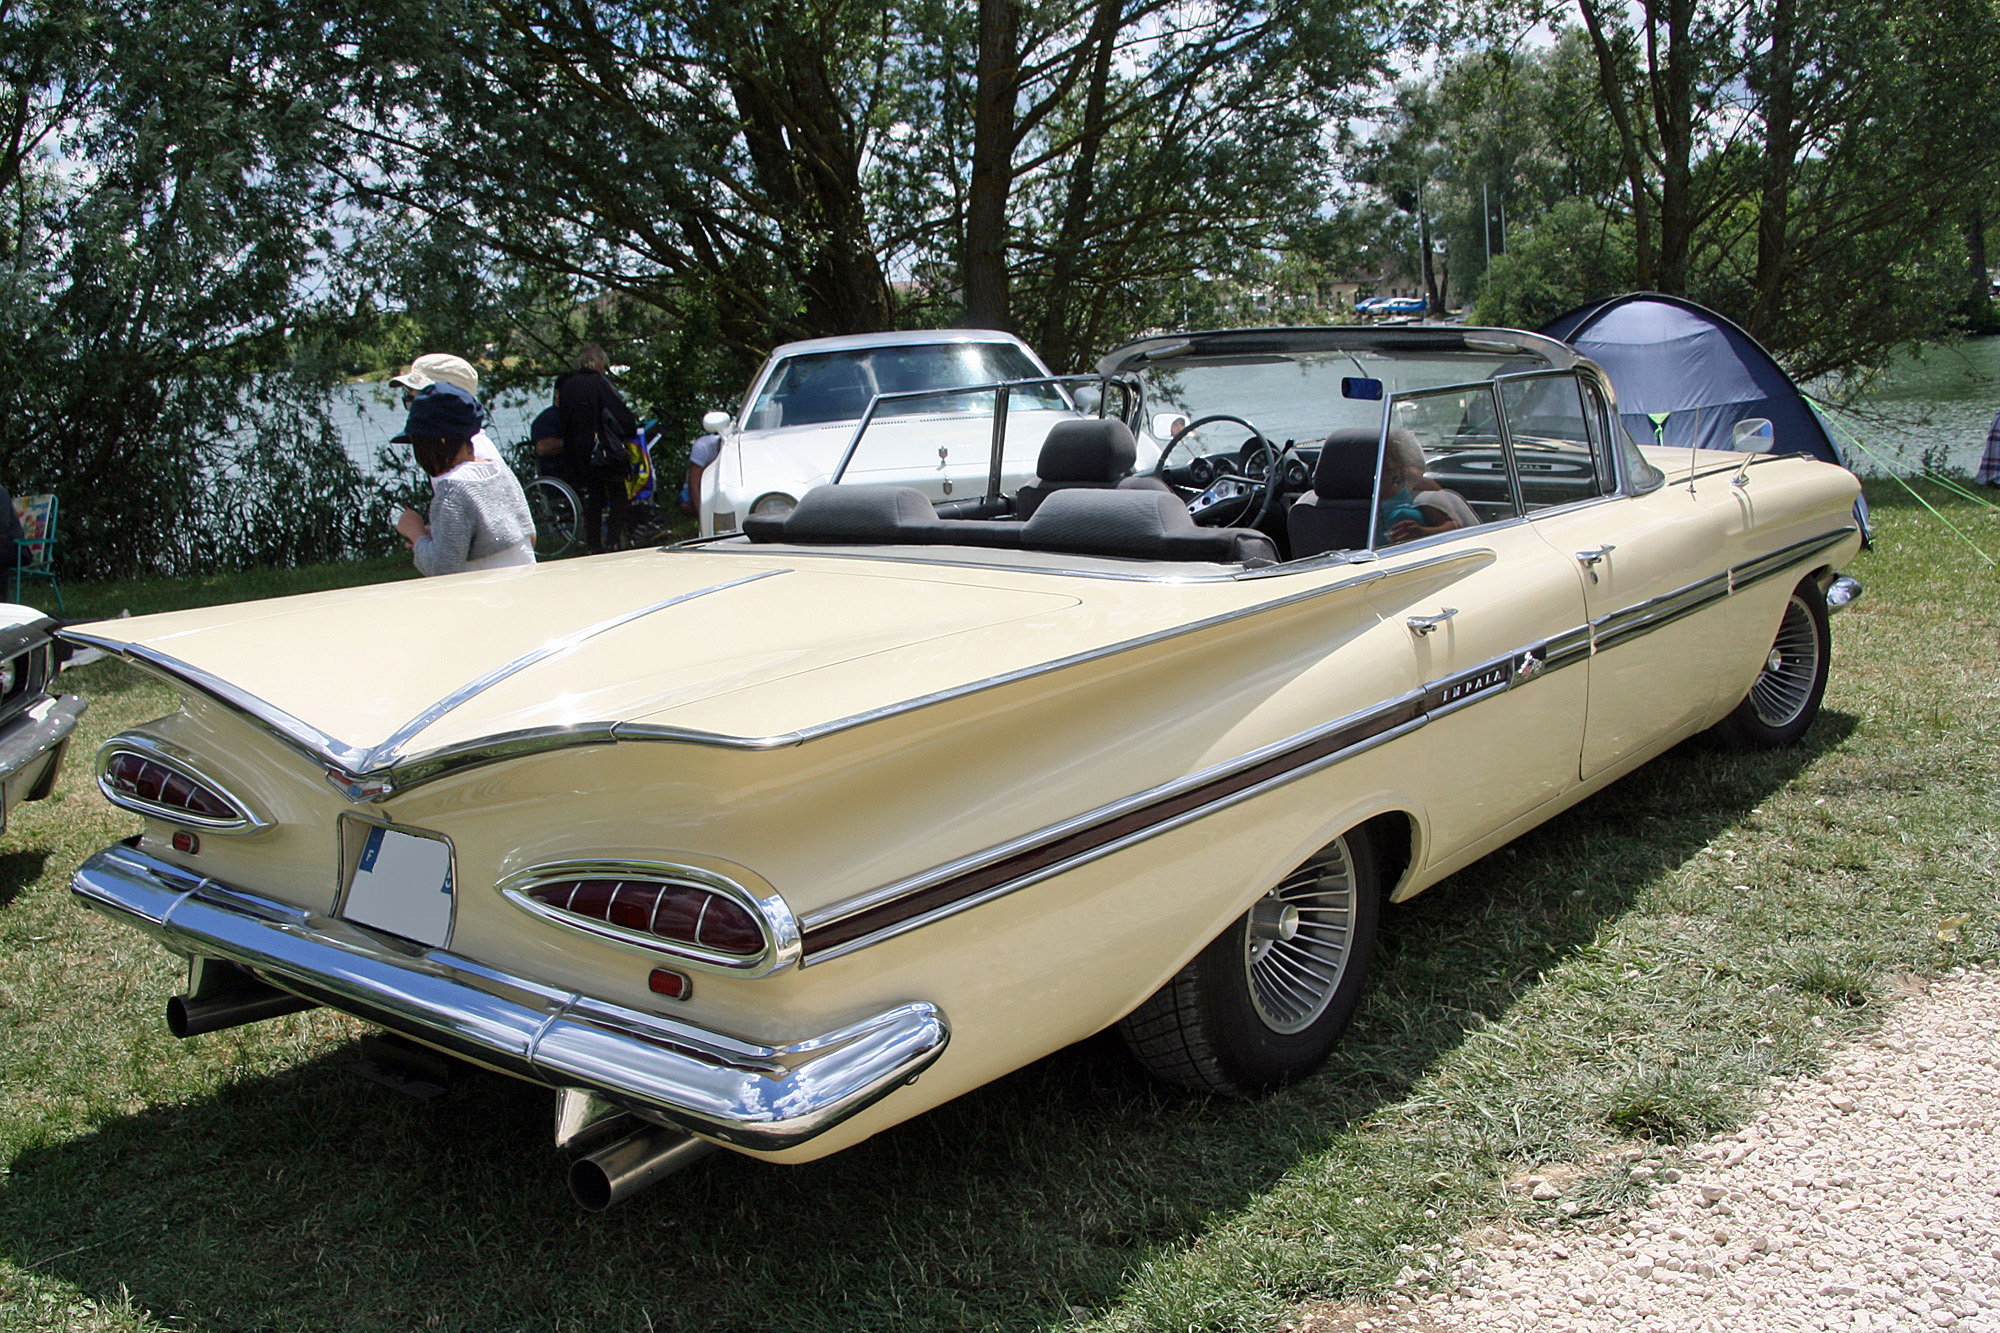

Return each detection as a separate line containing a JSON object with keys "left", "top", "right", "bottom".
{"left": 12, "top": 493, "right": 63, "bottom": 612}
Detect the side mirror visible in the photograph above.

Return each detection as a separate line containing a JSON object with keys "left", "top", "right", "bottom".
{"left": 1731, "top": 418, "right": 1774, "bottom": 487}
{"left": 1731, "top": 418, "right": 1775, "bottom": 453}
{"left": 1072, "top": 384, "right": 1102, "bottom": 414}
{"left": 701, "top": 410, "right": 733, "bottom": 434}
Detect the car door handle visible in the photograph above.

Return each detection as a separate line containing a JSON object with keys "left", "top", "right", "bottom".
{"left": 1406, "top": 607, "right": 1458, "bottom": 636}
{"left": 1575, "top": 545, "right": 1616, "bottom": 583}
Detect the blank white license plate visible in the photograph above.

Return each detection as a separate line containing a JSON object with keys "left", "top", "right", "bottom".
{"left": 342, "top": 825, "right": 453, "bottom": 947}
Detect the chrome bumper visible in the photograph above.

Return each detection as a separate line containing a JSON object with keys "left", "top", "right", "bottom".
{"left": 0, "top": 693, "right": 85, "bottom": 806}
{"left": 71, "top": 840, "right": 948, "bottom": 1151}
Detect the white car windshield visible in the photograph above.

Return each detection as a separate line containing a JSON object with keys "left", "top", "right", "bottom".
{"left": 747, "top": 342, "right": 1069, "bottom": 430}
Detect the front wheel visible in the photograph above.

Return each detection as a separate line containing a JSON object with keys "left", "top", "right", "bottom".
{"left": 1118, "top": 830, "right": 1381, "bottom": 1096}
{"left": 525, "top": 476, "right": 583, "bottom": 558}
{"left": 1708, "top": 578, "right": 1831, "bottom": 750}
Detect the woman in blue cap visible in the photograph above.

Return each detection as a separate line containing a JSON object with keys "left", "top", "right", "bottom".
{"left": 391, "top": 390, "right": 536, "bottom": 574}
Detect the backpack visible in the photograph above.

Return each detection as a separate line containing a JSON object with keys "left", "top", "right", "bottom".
{"left": 589, "top": 404, "right": 630, "bottom": 475}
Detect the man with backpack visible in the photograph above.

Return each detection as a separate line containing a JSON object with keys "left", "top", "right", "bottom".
{"left": 557, "top": 345, "right": 640, "bottom": 552}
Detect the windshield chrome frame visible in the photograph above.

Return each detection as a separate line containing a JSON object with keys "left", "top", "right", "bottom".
{"left": 829, "top": 373, "right": 1141, "bottom": 501}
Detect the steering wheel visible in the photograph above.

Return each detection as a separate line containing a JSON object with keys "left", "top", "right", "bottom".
{"left": 1153, "top": 413, "right": 1277, "bottom": 527}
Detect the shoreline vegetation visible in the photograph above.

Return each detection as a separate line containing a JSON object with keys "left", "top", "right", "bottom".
{"left": 0, "top": 478, "right": 1993, "bottom": 1332}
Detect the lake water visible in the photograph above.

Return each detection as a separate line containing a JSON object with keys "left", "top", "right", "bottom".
{"left": 334, "top": 382, "right": 549, "bottom": 475}
{"left": 1813, "top": 337, "right": 2000, "bottom": 477}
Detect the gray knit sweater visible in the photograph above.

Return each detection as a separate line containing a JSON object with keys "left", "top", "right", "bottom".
{"left": 412, "top": 460, "right": 536, "bottom": 576}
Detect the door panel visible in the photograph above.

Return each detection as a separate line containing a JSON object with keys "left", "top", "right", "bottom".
{"left": 1531, "top": 495, "right": 1740, "bottom": 780}
{"left": 1368, "top": 522, "right": 1590, "bottom": 865}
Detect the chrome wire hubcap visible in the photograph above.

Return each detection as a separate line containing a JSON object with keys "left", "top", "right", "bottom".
{"left": 1749, "top": 594, "right": 1820, "bottom": 727}
{"left": 1244, "top": 840, "right": 1357, "bottom": 1033}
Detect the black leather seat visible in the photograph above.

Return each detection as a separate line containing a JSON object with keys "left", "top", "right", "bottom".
{"left": 1287, "top": 428, "right": 1379, "bottom": 558}
{"left": 1022, "top": 489, "right": 1277, "bottom": 563}
{"left": 1014, "top": 418, "right": 1173, "bottom": 519}
{"left": 745, "top": 483, "right": 1275, "bottom": 563}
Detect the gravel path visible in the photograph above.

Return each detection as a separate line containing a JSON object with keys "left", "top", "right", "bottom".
{"left": 1301, "top": 965, "right": 2000, "bottom": 1333}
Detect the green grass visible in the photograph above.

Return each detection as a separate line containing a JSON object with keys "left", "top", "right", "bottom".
{"left": 1, "top": 480, "right": 1995, "bottom": 1332}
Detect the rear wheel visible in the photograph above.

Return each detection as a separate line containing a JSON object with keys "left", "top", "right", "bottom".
{"left": 526, "top": 476, "right": 583, "bottom": 558}
{"left": 1118, "top": 830, "right": 1380, "bottom": 1095}
{"left": 1709, "top": 578, "right": 1830, "bottom": 749}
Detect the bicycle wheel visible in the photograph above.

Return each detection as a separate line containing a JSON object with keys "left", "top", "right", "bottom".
{"left": 525, "top": 476, "right": 583, "bottom": 558}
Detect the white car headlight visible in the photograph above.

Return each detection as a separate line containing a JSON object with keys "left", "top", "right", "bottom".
{"left": 750, "top": 492, "right": 798, "bottom": 520}
{"left": 0, "top": 656, "right": 17, "bottom": 694}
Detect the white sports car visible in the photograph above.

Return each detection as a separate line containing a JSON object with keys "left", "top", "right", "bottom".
{"left": 696, "top": 329, "right": 1099, "bottom": 534}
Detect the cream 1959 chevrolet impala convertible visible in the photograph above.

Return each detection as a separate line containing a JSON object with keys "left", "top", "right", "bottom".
{"left": 68, "top": 326, "right": 1862, "bottom": 1208}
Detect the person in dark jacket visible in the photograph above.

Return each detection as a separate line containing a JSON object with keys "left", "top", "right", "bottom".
{"left": 558, "top": 346, "right": 639, "bottom": 552}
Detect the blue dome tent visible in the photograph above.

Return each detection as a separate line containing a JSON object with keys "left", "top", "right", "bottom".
{"left": 1540, "top": 292, "right": 1867, "bottom": 538}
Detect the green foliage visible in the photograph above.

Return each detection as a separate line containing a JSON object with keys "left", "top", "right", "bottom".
{"left": 0, "top": 0, "right": 393, "bottom": 578}
{"left": 1472, "top": 200, "right": 1636, "bottom": 329}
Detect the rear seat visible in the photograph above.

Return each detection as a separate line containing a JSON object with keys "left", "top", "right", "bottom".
{"left": 744, "top": 484, "right": 1276, "bottom": 564}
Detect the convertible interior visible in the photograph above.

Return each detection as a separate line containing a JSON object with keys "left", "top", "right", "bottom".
{"left": 739, "top": 415, "right": 1487, "bottom": 567}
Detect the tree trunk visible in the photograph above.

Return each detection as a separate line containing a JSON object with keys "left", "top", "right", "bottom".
{"left": 1748, "top": 0, "right": 1798, "bottom": 342}
{"left": 1650, "top": 0, "right": 1697, "bottom": 295}
{"left": 717, "top": 13, "right": 891, "bottom": 336}
{"left": 1035, "top": 0, "right": 1122, "bottom": 369}
{"left": 1964, "top": 202, "right": 1991, "bottom": 317}
{"left": 965, "top": 0, "right": 1019, "bottom": 331}
{"left": 1576, "top": 0, "right": 1655, "bottom": 288}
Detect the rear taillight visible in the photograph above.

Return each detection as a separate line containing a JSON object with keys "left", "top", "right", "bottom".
{"left": 527, "top": 878, "right": 764, "bottom": 956}
{"left": 99, "top": 747, "right": 256, "bottom": 829}
{"left": 502, "top": 862, "right": 797, "bottom": 975}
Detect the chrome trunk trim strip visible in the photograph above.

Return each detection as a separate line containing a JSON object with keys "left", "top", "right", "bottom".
{"left": 70, "top": 841, "right": 943, "bottom": 1150}
{"left": 361, "top": 571, "right": 791, "bottom": 773}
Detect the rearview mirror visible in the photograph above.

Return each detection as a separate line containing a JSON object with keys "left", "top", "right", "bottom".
{"left": 1341, "top": 377, "right": 1384, "bottom": 401}
{"left": 1731, "top": 418, "right": 1775, "bottom": 453}
{"left": 701, "top": 410, "right": 732, "bottom": 434}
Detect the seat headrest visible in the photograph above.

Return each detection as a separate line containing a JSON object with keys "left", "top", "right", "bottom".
{"left": 782, "top": 484, "right": 938, "bottom": 541}
{"left": 1035, "top": 418, "right": 1139, "bottom": 483}
{"left": 1019, "top": 487, "right": 1193, "bottom": 556}
{"left": 1313, "top": 428, "right": 1381, "bottom": 500}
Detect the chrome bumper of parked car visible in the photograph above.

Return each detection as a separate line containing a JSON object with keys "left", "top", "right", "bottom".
{"left": 71, "top": 840, "right": 949, "bottom": 1151}
{"left": 0, "top": 693, "right": 85, "bottom": 800}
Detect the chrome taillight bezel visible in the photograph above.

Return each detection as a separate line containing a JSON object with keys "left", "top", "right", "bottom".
{"left": 499, "top": 860, "right": 801, "bottom": 977}
{"left": 95, "top": 735, "right": 267, "bottom": 833}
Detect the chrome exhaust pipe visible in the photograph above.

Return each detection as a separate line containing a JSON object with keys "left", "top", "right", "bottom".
{"left": 569, "top": 1125, "right": 717, "bottom": 1211}
{"left": 167, "top": 962, "right": 317, "bottom": 1038}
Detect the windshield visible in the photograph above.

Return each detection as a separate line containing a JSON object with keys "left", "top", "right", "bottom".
{"left": 1133, "top": 350, "right": 1535, "bottom": 456}
{"left": 747, "top": 342, "right": 1069, "bottom": 429}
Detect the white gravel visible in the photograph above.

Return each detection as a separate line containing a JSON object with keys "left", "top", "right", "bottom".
{"left": 1308, "top": 965, "right": 2000, "bottom": 1333}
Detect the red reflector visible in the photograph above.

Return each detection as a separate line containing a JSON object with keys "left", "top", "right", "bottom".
{"left": 648, "top": 968, "right": 690, "bottom": 999}
{"left": 171, "top": 830, "right": 200, "bottom": 854}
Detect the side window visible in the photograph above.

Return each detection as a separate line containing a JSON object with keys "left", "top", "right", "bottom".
{"left": 1499, "top": 375, "right": 1613, "bottom": 512}
{"left": 1383, "top": 385, "right": 1520, "bottom": 545}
